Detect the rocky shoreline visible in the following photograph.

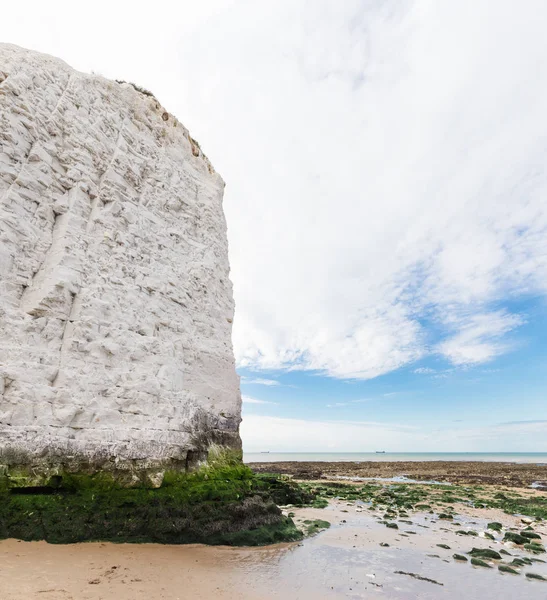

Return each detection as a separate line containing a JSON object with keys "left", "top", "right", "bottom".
{"left": 249, "top": 460, "right": 547, "bottom": 488}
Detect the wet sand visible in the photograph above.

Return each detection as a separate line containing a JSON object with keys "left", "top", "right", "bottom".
{"left": 248, "top": 460, "right": 547, "bottom": 487}
{"left": 2, "top": 493, "right": 547, "bottom": 599}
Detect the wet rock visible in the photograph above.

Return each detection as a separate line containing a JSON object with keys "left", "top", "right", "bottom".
{"left": 503, "top": 532, "right": 529, "bottom": 545}
{"left": 521, "top": 531, "right": 541, "bottom": 540}
{"left": 499, "top": 549, "right": 512, "bottom": 556}
{"left": 437, "top": 544, "right": 451, "bottom": 550}
{"left": 487, "top": 522, "right": 503, "bottom": 532}
{"left": 468, "top": 548, "right": 502, "bottom": 560}
{"left": 453, "top": 554, "right": 468, "bottom": 561}
{"left": 523, "top": 542, "right": 545, "bottom": 554}
{"left": 471, "top": 558, "right": 493, "bottom": 568}
{"left": 498, "top": 565, "right": 520, "bottom": 575}
{"left": 385, "top": 522, "right": 398, "bottom": 529}
{"left": 380, "top": 542, "right": 390, "bottom": 547}
{"left": 525, "top": 573, "right": 547, "bottom": 581}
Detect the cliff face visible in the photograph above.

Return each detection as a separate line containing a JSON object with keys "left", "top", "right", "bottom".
{"left": 0, "top": 44, "right": 241, "bottom": 479}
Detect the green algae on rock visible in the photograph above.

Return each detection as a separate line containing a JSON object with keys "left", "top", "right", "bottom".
{"left": 468, "top": 548, "right": 502, "bottom": 560}
{"left": 524, "top": 542, "right": 546, "bottom": 554}
{"left": 471, "top": 558, "right": 493, "bottom": 568}
{"left": 0, "top": 452, "right": 303, "bottom": 546}
{"left": 453, "top": 554, "right": 468, "bottom": 561}
{"left": 302, "top": 519, "right": 331, "bottom": 536}
{"left": 487, "top": 522, "right": 503, "bottom": 531}
{"left": 504, "top": 532, "right": 529, "bottom": 545}
{"left": 498, "top": 565, "right": 520, "bottom": 575}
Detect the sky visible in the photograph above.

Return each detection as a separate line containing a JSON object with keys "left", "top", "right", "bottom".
{"left": 4, "top": 0, "right": 547, "bottom": 452}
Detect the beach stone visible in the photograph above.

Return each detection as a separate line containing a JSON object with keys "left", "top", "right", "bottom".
{"left": 471, "top": 558, "right": 493, "bottom": 568}
{"left": 498, "top": 565, "right": 520, "bottom": 575}
{"left": 524, "top": 543, "right": 546, "bottom": 554}
{"left": 453, "top": 554, "right": 468, "bottom": 561}
{"left": 0, "top": 44, "right": 240, "bottom": 478}
{"left": 468, "top": 548, "right": 502, "bottom": 560}
{"left": 504, "top": 532, "right": 529, "bottom": 545}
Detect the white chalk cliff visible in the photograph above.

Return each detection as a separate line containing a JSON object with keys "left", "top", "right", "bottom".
{"left": 0, "top": 44, "right": 241, "bottom": 475}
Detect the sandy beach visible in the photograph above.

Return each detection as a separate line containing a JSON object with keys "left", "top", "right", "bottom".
{"left": 2, "top": 461, "right": 547, "bottom": 599}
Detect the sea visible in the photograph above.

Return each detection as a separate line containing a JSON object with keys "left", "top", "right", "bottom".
{"left": 243, "top": 452, "right": 547, "bottom": 464}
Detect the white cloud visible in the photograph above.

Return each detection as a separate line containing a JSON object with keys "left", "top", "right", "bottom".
{"left": 414, "top": 367, "right": 436, "bottom": 375}
{"left": 326, "top": 402, "right": 349, "bottom": 408}
{"left": 437, "top": 311, "right": 524, "bottom": 365}
{"left": 241, "top": 378, "right": 281, "bottom": 387}
{"left": 4, "top": 1, "right": 547, "bottom": 380}
{"left": 241, "top": 396, "right": 278, "bottom": 405}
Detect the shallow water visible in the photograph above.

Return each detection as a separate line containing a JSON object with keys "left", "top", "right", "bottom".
{"left": 2, "top": 503, "right": 546, "bottom": 599}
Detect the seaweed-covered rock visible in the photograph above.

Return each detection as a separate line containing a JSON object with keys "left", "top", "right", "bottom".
{"left": 0, "top": 459, "right": 303, "bottom": 546}
{"left": 437, "top": 544, "right": 451, "bottom": 550}
{"left": 503, "top": 532, "right": 529, "bottom": 545}
{"left": 524, "top": 542, "right": 546, "bottom": 554}
{"left": 487, "top": 522, "right": 503, "bottom": 532}
{"left": 468, "top": 548, "right": 502, "bottom": 560}
{"left": 498, "top": 565, "right": 520, "bottom": 575}
{"left": 525, "top": 573, "right": 547, "bottom": 581}
{"left": 521, "top": 531, "right": 541, "bottom": 540}
{"left": 471, "top": 558, "right": 493, "bottom": 568}
{"left": 453, "top": 554, "right": 468, "bottom": 561}
{"left": 385, "top": 522, "right": 399, "bottom": 529}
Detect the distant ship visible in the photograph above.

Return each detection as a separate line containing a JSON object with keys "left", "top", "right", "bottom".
{"left": 260, "top": 451, "right": 270, "bottom": 454}
{"left": 375, "top": 451, "right": 386, "bottom": 453}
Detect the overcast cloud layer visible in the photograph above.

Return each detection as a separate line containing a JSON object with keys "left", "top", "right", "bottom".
{"left": 5, "top": 0, "right": 547, "bottom": 381}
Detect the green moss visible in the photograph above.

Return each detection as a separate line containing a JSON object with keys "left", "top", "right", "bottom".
{"left": 487, "top": 522, "right": 502, "bottom": 532}
{"left": 504, "top": 532, "right": 529, "bottom": 545}
{"left": 498, "top": 565, "right": 520, "bottom": 575}
{"left": 0, "top": 453, "right": 303, "bottom": 546}
{"left": 521, "top": 530, "right": 541, "bottom": 540}
{"left": 525, "top": 572, "right": 547, "bottom": 581}
{"left": 468, "top": 548, "right": 502, "bottom": 560}
{"left": 524, "top": 542, "right": 545, "bottom": 554}
{"left": 304, "top": 519, "right": 330, "bottom": 535}
{"left": 471, "top": 558, "right": 493, "bottom": 568}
